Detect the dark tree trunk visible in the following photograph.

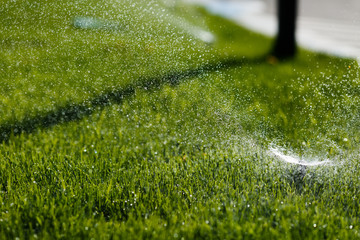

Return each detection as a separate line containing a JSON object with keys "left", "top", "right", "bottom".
{"left": 272, "top": 0, "right": 298, "bottom": 59}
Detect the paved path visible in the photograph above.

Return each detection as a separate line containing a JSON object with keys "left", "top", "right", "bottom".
{"left": 184, "top": 0, "right": 360, "bottom": 60}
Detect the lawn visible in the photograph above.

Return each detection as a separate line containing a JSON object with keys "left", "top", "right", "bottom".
{"left": 1, "top": 0, "right": 360, "bottom": 239}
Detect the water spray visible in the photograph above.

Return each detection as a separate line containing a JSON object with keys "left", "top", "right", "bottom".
{"left": 269, "top": 146, "right": 333, "bottom": 189}
{"left": 269, "top": 147, "right": 332, "bottom": 167}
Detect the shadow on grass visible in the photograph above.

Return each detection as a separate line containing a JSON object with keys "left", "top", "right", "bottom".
{"left": 0, "top": 57, "right": 264, "bottom": 143}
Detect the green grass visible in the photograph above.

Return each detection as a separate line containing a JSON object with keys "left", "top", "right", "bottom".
{"left": 0, "top": 0, "right": 223, "bottom": 125}
{"left": 1, "top": 0, "right": 360, "bottom": 239}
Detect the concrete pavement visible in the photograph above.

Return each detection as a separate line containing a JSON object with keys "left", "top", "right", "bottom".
{"left": 183, "top": 0, "right": 360, "bottom": 59}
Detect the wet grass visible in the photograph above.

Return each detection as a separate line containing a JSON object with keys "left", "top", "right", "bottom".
{"left": 0, "top": 0, "right": 219, "bottom": 126}
{"left": 0, "top": 0, "right": 267, "bottom": 128}
{"left": 1, "top": 0, "right": 360, "bottom": 239}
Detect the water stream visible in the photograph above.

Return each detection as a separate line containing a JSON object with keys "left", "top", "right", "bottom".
{"left": 269, "top": 146, "right": 333, "bottom": 167}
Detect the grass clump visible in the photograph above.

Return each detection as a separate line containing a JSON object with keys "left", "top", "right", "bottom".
{"left": 1, "top": 0, "right": 360, "bottom": 239}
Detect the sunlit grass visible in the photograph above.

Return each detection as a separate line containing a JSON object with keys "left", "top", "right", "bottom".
{"left": 0, "top": 0, "right": 222, "bottom": 125}
{"left": 1, "top": 0, "right": 360, "bottom": 239}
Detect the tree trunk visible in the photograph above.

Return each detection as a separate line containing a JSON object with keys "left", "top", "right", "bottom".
{"left": 272, "top": 0, "right": 298, "bottom": 59}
